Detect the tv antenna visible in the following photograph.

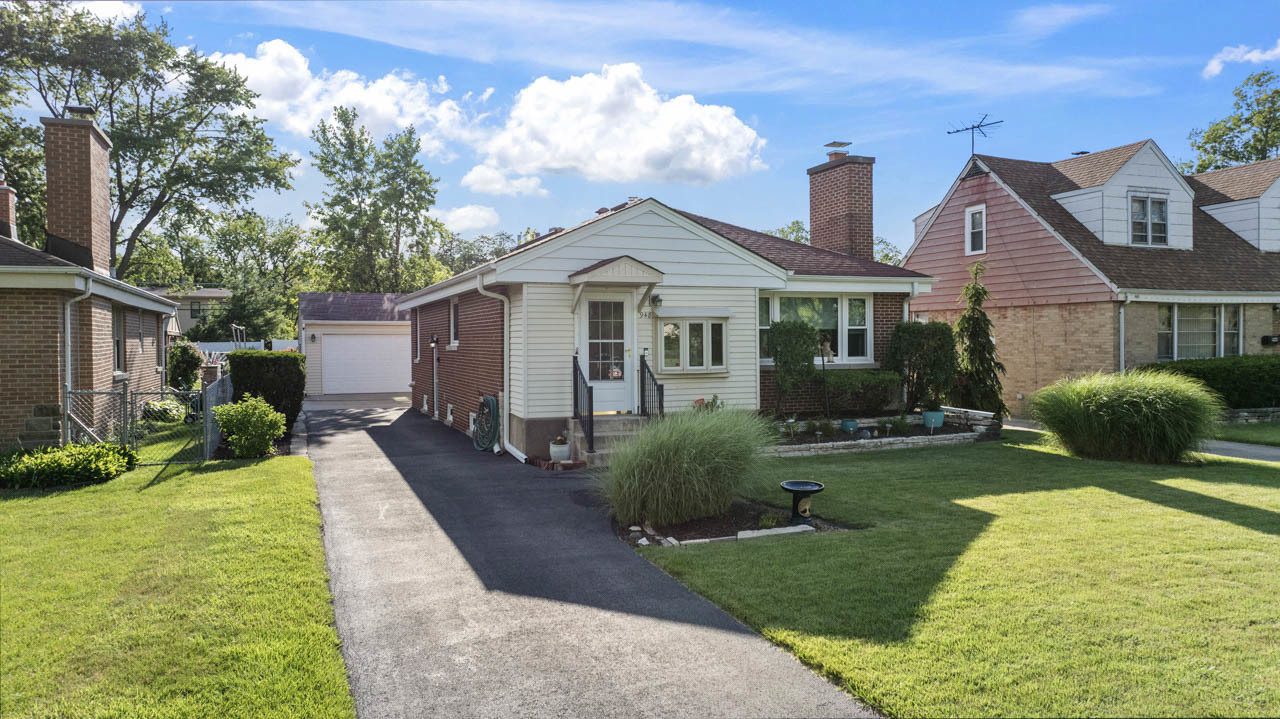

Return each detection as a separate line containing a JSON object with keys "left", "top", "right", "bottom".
{"left": 947, "top": 114, "right": 1004, "bottom": 155}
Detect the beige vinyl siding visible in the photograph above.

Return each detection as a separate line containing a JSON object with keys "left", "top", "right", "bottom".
{"left": 1054, "top": 187, "right": 1104, "bottom": 238}
{"left": 523, "top": 283, "right": 576, "bottom": 419}
{"left": 1262, "top": 182, "right": 1280, "bottom": 252}
{"left": 642, "top": 286, "right": 759, "bottom": 412}
{"left": 1099, "top": 143, "right": 1195, "bottom": 249}
{"left": 301, "top": 321, "right": 410, "bottom": 396}
{"left": 508, "top": 284, "right": 525, "bottom": 416}
{"left": 494, "top": 209, "right": 783, "bottom": 289}
{"left": 1202, "top": 198, "right": 1261, "bottom": 249}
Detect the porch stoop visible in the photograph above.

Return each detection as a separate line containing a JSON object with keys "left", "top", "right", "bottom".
{"left": 571, "top": 415, "right": 649, "bottom": 467}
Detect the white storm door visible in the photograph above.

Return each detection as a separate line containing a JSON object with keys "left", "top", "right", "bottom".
{"left": 577, "top": 294, "right": 634, "bottom": 412}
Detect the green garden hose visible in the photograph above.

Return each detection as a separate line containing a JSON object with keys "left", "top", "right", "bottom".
{"left": 472, "top": 395, "right": 500, "bottom": 451}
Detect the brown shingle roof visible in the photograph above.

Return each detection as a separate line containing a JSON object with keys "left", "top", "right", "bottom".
{"left": 0, "top": 236, "right": 77, "bottom": 268}
{"left": 975, "top": 151, "right": 1280, "bottom": 292}
{"left": 1188, "top": 157, "right": 1280, "bottom": 205}
{"left": 1048, "top": 140, "right": 1148, "bottom": 189}
{"left": 675, "top": 210, "right": 928, "bottom": 278}
{"left": 299, "top": 293, "right": 408, "bottom": 322}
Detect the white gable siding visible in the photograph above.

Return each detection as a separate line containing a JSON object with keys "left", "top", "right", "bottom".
{"left": 640, "top": 286, "right": 759, "bottom": 411}
{"left": 523, "top": 283, "right": 576, "bottom": 419}
{"left": 508, "top": 284, "right": 525, "bottom": 416}
{"left": 1262, "top": 180, "right": 1280, "bottom": 252}
{"left": 1054, "top": 188, "right": 1104, "bottom": 238}
{"left": 1203, "top": 198, "right": 1261, "bottom": 249}
{"left": 1099, "top": 143, "right": 1194, "bottom": 249}
{"left": 494, "top": 209, "right": 783, "bottom": 288}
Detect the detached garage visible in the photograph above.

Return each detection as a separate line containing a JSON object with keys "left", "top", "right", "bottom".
{"left": 299, "top": 293, "right": 411, "bottom": 396}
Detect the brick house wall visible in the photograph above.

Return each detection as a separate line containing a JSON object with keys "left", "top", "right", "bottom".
{"left": 409, "top": 289, "right": 504, "bottom": 434}
{"left": 0, "top": 289, "right": 66, "bottom": 447}
{"left": 42, "top": 118, "right": 113, "bottom": 274}
{"left": 808, "top": 153, "right": 874, "bottom": 260}
{"left": 759, "top": 291, "right": 907, "bottom": 415}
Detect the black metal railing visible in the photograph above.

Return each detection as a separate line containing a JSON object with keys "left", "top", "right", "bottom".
{"left": 572, "top": 355, "right": 594, "bottom": 453}
{"left": 639, "top": 354, "right": 664, "bottom": 418}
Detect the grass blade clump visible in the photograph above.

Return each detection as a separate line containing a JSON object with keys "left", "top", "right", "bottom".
{"left": 1030, "top": 370, "right": 1224, "bottom": 463}
{"left": 599, "top": 409, "right": 776, "bottom": 525}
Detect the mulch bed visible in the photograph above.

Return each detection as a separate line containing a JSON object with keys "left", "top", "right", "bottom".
{"left": 614, "top": 499, "right": 861, "bottom": 546}
{"left": 780, "top": 422, "right": 969, "bottom": 446}
{"left": 211, "top": 433, "right": 292, "bottom": 460}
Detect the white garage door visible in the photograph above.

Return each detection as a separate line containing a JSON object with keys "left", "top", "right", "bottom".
{"left": 321, "top": 333, "right": 411, "bottom": 394}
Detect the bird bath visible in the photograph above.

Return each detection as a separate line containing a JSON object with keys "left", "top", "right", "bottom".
{"left": 780, "top": 480, "right": 825, "bottom": 524}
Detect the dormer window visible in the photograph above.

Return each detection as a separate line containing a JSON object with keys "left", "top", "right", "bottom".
{"left": 1130, "top": 196, "right": 1168, "bottom": 246}
{"left": 964, "top": 204, "right": 986, "bottom": 255}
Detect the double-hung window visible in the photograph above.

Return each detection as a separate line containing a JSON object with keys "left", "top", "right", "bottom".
{"left": 965, "top": 205, "right": 986, "bottom": 255}
{"left": 660, "top": 319, "right": 726, "bottom": 373}
{"left": 190, "top": 301, "right": 202, "bottom": 319}
{"left": 112, "top": 307, "right": 126, "bottom": 373}
{"left": 760, "top": 294, "right": 874, "bottom": 363}
{"left": 1156, "top": 303, "right": 1243, "bottom": 360}
{"left": 1130, "top": 195, "right": 1168, "bottom": 245}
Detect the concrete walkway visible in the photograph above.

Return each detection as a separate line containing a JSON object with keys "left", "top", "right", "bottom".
{"left": 306, "top": 408, "right": 873, "bottom": 719}
{"left": 1201, "top": 439, "right": 1280, "bottom": 462}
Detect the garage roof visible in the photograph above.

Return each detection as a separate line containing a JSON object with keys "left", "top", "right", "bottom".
{"left": 300, "top": 292, "right": 408, "bottom": 322}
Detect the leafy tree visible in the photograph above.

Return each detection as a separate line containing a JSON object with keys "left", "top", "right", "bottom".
{"left": 0, "top": 95, "right": 44, "bottom": 246}
{"left": 124, "top": 231, "right": 190, "bottom": 289}
{"left": 767, "top": 320, "right": 819, "bottom": 417}
{"left": 435, "top": 230, "right": 517, "bottom": 274}
{"left": 0, "top": 1, "right": 295, "bottom": 275}
{"left": 884, "top": 321, "right": 958, "bottom": 412}
{"left": 309, "top": 106, "right": 447, "bottom": 292}
{"left": 186, "top": 275, "right": 292, "bottom": 342}
{"left": 1183, "top": 70, "right": 1280, "bottom": 173}
{"left": 209, "top": 212, "right": 316, "bottom": 320}
{"left": 954, "top": 261, "right": 1008, "bottom": 419}
{"left": 764, "top": 220, "right": 903, "bottom": 264}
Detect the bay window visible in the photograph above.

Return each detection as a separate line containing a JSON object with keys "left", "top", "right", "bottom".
{"left": 661, "top": 319, "right": 727, "bottom": 373}
{"left": 1154, "top": 303, "right": 1244, "bottom": 360}
{"left": 759, "top": 294, "right": 874, "bottom": 364}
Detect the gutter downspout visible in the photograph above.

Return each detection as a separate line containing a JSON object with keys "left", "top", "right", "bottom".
{"left": 63, "top": 275, "right": 94, "bottom": 444}
{"left": 903, "top": 281, "right": 921, "bottom": 321}
{"left": 475, "top": 276, "right": 527, "bottom": 462}
{"left": 1118, "top": 294, "right": 1132, "bottom": 371}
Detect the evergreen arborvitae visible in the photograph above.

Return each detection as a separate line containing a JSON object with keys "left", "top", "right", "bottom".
{"left": 955, "top": 261, "right": 1008, "bottom": 419}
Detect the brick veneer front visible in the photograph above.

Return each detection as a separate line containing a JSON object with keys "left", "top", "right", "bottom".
{"left": 759, "top": 291, "right": 907, "bottom": 415}
{"left": 409, "top": 289, "right": 505, "bottom": 435}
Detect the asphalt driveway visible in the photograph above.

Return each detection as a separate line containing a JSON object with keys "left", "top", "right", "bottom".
{"left": 306, "top": 408, "right": 873, "bottom": 719}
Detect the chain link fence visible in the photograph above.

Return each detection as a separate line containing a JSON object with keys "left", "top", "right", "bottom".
{"left": 202, "top": 375, "right": 234, "bottom": 461}
{"left": 65, "top": 389, "right": 129, "bottom": 446}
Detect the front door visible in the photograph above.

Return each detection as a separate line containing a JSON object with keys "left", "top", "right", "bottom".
{"left": 577, "top": 293, "right": 634, "bottom": 413}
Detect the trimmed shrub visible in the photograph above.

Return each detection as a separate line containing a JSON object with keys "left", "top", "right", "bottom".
{"left": 167, "top": 340, "right": 204, "bottom": 389}
{"left": 1142, "top": 354, "right": 1280, "bottom": 410}
{"left": 599, "top": 410, "right": 776, "bottom": 526}
{"left": 143, "top": 398, "right": 185, "bottom": 422}
{"left": 884, "top": 321, "right": 958, "bottom": 411}
{"left": 1030, "top": 370, "right": 1224, "bottom": 463}
{"left": 0, "top": 443, "right": 138, "bottom": 489}
{"left": 826, "top": 370, "right": 900, "bottom": 415}
{"left": 213, "top": 395, "right": 286, "bottom": 459}
{"left": 768, "top": 320, "right": 819, "bottom": 416}
{"left": 227, "top": 350, "right": 305, "bottom": 428}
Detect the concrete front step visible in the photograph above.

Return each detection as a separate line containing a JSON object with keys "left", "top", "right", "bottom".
{"left": 570, "top": 415, "right": 651, "bottom": 463}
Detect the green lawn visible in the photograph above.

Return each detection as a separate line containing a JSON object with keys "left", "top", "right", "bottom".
{"left": 1215, "top": 421, "right": 1280, "bottom": 447}
{"left": 0, "top": 457, "right": 354, "bottom": 718}
{"left": 648, "top": 430, "right": 1280, "bottom": 717}
{"left": 134, "top": 418, "right": 204, "bottom": 463}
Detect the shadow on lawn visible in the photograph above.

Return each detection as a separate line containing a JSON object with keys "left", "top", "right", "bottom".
{"left": 737, "top": 434, "right": 1280, "bottom": 644}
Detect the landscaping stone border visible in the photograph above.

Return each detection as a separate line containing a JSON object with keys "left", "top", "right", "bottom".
{"left": 765, "top": 431, "right": 981, "bottom": 457}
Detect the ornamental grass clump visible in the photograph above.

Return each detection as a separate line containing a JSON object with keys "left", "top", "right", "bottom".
{"left": 1030, "top": 370, "right": 1224, "bottom": 463}
{"left": 599, "top": 409, "right": 775, "bottom": 526}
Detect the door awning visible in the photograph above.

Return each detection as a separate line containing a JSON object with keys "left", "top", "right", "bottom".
{"left": 568, "top": 255, "right": 664, "bottom": 286}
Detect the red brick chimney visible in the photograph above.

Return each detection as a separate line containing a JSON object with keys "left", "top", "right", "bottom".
{"left": 808, "top": 149, "right": 874, "bottom": 260}
{"left": 41, "top": 109, "right": 113, "bottom": 274}
{"left": 0, "top": 176, "right": 16, "bottom": 241}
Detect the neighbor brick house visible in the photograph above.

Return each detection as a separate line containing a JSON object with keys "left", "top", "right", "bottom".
{"left": 904, "top": 140, "right": 1280, "bottom": 416}
{"left": 397, "top": 149, "right": 934, "bottom": 462}
{"left": 0, "top": 113, "right": 175, "bottom": 449}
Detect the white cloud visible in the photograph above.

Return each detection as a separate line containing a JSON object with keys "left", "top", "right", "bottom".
{"left": 429, "top": 204, "right": 500, "bottom": 233}
{"left": 209, "top": 39, "right": 482, "bottom": 152}
{"left": 1203, "top": 38, "right": 1280, "bottom": 79}
{"left": 1009, "top": 4, "right": 1112, "bottom": 39}
{"left": 461, "top": 165, "right": 546, "bottom": 196}
{"left": 465, "top": 63, "right": 764, "bottom": 195}
{"left": 243, "top": 0, "right": 1156, "bottom": 99}
{"left": 72, "top": 1, "right": 142, "bottom": 20}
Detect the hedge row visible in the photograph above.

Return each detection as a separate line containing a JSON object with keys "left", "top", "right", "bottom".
{"left": 1142, "top": 354, "right": 1280, "bottom": 409}
{"left": 227, "top": 350, "right": 306, "bottom": 428}
{"left": 0, "top": 443, "right": 138, "bottom": 489}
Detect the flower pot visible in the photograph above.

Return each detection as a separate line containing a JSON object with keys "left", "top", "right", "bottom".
{"left": 549, "top": 442, "right": 570, "bottom": 462}
{"left": 841, "top": 419, "right": 859, "bottom": 433}
{"left": 922, "top": 410, "right": 944, "bottom": 429}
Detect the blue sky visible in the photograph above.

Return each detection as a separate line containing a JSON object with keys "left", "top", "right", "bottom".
{"left": 61, "top": 0, "right": 1280, "bottom": 253}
